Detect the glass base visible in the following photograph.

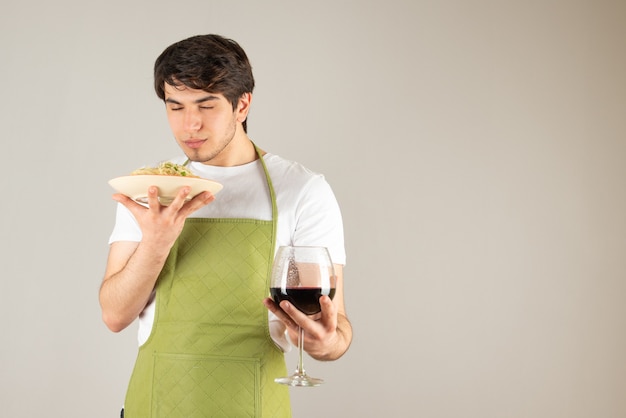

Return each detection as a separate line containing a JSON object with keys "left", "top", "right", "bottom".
{"left": 275, "top": 373, "right": 324, "bottom": 387}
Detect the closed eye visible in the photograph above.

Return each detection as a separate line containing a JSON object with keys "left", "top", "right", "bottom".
{"left": 165, "top": 99, "right": 183, "bottom": 111}
{"left": 164, "top": 94, "right": 220, "bottom": 111}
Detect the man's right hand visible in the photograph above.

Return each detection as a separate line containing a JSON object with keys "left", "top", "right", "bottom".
{"left": 100, "top": 186, "right": 214, "bottom": 332}
{"left": 113, "top": 186, "right": 215, "bottom": 252}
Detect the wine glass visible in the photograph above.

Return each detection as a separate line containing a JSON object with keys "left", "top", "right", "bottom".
{"left": 270, "top": 246, "right": 336, "bottom": 387}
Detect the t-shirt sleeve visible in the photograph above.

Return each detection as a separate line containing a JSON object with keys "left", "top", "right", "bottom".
{"left": 292, "top": 175, "right": 346, "bottom": 265}
{"left": 108, "top": 203, "right": 142, "bottom": 244}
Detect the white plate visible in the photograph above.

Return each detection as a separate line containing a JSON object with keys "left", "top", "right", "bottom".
{"left": 108, "top": 175, "right": 223, "bottom": 205}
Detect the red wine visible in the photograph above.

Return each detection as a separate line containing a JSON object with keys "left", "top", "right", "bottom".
{"left": 270, "top": 287, "right": 336, "bottom": 315}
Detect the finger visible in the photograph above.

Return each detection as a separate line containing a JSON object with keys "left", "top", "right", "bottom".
{"left": 113, "top": 193, "right": 148, "bottom": 216}
{"left": 278, "top": 300, "right": 311, "bottom": 329}
{"left": 112, "top": 192, "right": 133, "bottom": 205}
{"left": 262, "top": 297, "right": 279, "bottom": 313}
{"left": 146, "top": 186, "right": 161, "bottom": 211}
{"left": 179, "top": 191, "right": 215, "bottom": 217}
{"left": 165, "top": 186, "right": 192, "bottom": 212}
{"left": 319, "top": 295, "right": 338, "bottom": 330}
{"left": 262, "top": 298, "right": 288, "bottom": 321}
{"left": 262, "top": 298, "right": 298, "bottom": 330}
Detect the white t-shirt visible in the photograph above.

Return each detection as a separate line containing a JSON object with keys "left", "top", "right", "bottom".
{"left": 108, "top": 153, "right": 346, "bottom": 350}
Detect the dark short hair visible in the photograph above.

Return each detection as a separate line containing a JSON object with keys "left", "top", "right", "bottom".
{"left": 154, "top": 34, "right": 255, "bottom": 132}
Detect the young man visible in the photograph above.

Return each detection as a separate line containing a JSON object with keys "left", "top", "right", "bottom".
{"left": 100, "top": 34, "right": 352, "bottom": 417}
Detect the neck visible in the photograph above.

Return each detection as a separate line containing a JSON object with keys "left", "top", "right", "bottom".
{"left": 202, "top": 134, "right": 260, "bottom": 167}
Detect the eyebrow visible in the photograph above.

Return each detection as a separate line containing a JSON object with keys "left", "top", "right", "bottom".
{"left": 165, "top": 95, "right": 220, "bottom": 105}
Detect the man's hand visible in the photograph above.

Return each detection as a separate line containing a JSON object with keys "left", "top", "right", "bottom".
{"left": 263, "top": 291, "right": 352, "bottom": 361}
{"left": 114, "top": 185, "right": 215, "bottom": 251}
{"left": 100, "top": 185, "right": 215, "bottom": 332}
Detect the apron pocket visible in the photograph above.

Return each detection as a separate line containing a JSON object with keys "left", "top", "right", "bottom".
{"left": 152, "top": 353, "right": 261, "bottom": 418}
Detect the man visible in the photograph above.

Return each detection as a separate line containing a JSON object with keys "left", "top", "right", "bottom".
{"left": 100, "top": 34, "right": 352, "bottom": 417}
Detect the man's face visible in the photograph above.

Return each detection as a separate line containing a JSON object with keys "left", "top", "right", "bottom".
{"left": 163, "top": 83, "right": 249, "bottom": 166}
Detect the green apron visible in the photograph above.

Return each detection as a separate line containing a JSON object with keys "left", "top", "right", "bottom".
{"left": 123, "top": 147, "right": 291, "bottom": 417}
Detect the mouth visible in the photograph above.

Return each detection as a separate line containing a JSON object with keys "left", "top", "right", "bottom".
{"left": 183, "top": 138, "right": 206, "bottom": 149}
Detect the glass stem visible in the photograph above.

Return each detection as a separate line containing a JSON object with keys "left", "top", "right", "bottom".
{"left": 296, "top": 326, "right": 306, "bottom": 375}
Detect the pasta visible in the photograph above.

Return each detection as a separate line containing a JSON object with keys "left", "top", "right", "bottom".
{"left": 131, "top": 162, "right": 198, "bottom": 178}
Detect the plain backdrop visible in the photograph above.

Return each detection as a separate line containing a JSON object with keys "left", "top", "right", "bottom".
{"left": 1, "top": 0, "right": 625, "bottom": 417}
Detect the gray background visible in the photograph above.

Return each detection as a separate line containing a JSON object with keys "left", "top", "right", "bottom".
{"left": 1, "top": 0, "right": 625, "bottom": 417}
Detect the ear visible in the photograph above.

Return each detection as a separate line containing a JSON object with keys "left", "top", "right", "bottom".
{"left": 236, "top": 92, "right": 252, "bottom": 123}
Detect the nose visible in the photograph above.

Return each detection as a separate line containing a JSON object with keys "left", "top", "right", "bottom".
{"left": 183, "top": 108, "right": 202, "bottom": 132}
